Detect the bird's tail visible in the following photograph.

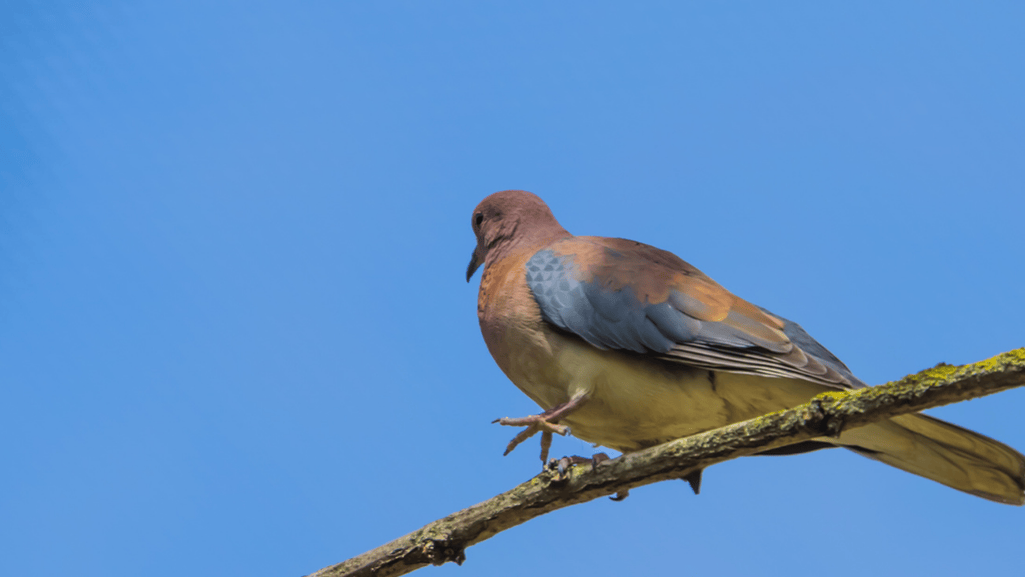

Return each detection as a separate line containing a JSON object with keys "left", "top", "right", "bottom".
{"left": 837, "top": 413, "right": 1025, "bottom": 505}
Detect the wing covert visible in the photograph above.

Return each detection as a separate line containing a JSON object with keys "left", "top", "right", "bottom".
{"left": 526, "top": 238, "right": 856, "bottom": 388}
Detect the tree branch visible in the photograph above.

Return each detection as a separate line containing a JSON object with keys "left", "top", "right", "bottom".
{"left": 313, "top": 348, "right": 1025, "bottom": 577}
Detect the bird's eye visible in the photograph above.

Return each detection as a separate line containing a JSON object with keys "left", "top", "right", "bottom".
{"left": 475, "top": 213, "right": 484, "bottom": 227}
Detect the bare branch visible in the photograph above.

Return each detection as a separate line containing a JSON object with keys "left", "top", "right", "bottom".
{"left": 313, "top": 348, "right": 1025, "bottom": 577}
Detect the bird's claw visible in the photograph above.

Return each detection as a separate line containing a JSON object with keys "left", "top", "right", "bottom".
{"left": 493, "top": 394, "right": 589, "bottom": 463}
{"left": 494, "top": 413, "right": 571, "bottom": 462}
{"left": 493, "top": 414, "right": 570, "bottom": 436}
{"left": 543, "top": 453, "right": 613, "bottom": 482}
{"left": 590, "top": 452, "right": 611, "bottom": 469}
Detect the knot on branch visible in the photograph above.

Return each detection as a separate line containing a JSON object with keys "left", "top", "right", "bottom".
{"left": 806, "top": 394, "right": 848, "bottom": 438}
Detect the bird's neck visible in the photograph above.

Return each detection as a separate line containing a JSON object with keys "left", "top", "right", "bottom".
{"left": 486, "top": 227, "right": 571, "bottom": 270}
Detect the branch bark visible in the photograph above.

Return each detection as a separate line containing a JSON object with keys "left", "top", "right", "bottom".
{"left": 313, "top": 348, "right": 1025, "bottom": 577}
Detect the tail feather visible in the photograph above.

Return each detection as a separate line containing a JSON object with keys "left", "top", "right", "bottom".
{"left": 838, "top": 413, "right": 1025, "bottom": 505}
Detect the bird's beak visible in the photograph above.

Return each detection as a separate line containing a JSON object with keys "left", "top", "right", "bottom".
{"left": 466, "top": 245, "right": 483, "bottom": 282}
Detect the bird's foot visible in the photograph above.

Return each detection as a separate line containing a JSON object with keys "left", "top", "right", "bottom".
{"left": 545, "top": 452, "right": 613, "bottom": 481}
{"left": 493, "top": 414, "right": 570, "bottom": 461}
{"left": 494, "top": 413, "right": 570, "bottom": 435}
{"left": 493, "top": 393, "right": 589, "bottom": 463}
{"left": 551, "top": 452, "right": 610, "bottom": 472}
{"left": 590, "top": 452, "right": 611, "bottom": 468}
{"left": 542, "top": 452, "right": 627, "bottom": 500}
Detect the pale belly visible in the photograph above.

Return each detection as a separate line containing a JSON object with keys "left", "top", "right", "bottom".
{"left": 500, "top": 327, "right": 830, "bottom": 453}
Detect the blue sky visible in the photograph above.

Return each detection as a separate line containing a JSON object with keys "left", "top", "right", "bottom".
{"left": 2, "top": 2, "right": 1024, "bottom": 576}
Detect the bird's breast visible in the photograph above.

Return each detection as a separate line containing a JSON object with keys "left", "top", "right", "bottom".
{"left": 478, "top": 258, "right": 566, "bottom": 406}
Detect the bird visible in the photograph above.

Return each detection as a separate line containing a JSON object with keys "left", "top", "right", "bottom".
{"left": 466, "top": 189, "right": 1025, "bottom": 505}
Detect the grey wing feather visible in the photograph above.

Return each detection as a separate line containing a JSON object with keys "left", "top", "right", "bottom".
{"left": 527, "top": 248, "right": 860, "bottom": 388}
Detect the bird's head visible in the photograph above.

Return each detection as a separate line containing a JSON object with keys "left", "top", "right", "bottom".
{"left": 466, "top": 190, "right": 568, "bottom": 282}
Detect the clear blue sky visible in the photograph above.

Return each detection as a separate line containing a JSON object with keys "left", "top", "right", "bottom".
{"left": 3, "top": 2, "right": 1024, "bottom": 576}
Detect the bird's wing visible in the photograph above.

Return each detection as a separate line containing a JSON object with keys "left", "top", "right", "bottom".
{"left": 526, "top": 236, "right": 861, "bottom": 388}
